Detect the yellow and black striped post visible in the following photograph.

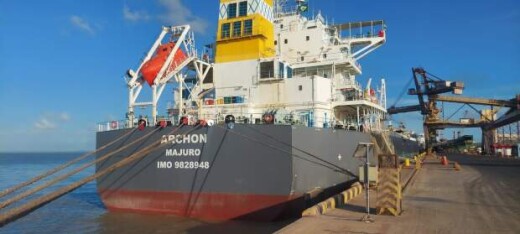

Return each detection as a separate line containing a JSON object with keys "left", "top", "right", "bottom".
{"left": 377, "top": 154, "right": 401, "bottom": 216}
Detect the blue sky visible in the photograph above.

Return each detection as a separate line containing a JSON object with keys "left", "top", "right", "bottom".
{"left": 0, "top": 0, "right": 519, "bottom": 152}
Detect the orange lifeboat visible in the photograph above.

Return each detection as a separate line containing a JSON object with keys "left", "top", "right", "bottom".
{"left": 141, "top": 42, "right": 187, "bottom": 86}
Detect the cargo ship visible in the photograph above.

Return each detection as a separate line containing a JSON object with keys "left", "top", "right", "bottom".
{"left": 96, "top": 0, "right": 422, "bottom": 221}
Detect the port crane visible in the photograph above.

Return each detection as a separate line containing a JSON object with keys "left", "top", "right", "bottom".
{"left": 388, "top": 67, "right": 520, "bottom": 155}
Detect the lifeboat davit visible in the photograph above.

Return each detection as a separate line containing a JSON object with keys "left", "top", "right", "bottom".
{"left": 141, "top": 42, "right": 187, "bottom": 86}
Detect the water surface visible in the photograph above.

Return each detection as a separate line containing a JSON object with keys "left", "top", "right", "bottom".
{"left": 0, "top": 153, "right": 291, "bottom": 233}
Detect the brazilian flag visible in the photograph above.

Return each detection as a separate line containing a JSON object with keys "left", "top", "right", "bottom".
{"left": 298, "top": 3, "right": 308, "bottom": 13}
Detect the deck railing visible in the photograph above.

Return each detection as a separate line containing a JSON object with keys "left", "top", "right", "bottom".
{"left": 96, "top": 113, "right": 363, "bottom": 132}
{"left": 333, "top": 20, "right": 386, "bottom": 40}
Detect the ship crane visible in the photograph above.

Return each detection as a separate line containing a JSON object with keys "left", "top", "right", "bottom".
{"left": 388, "top": 67, "right": 520, "bottom": 155}
{"left": 125, "top": 25, "right": 212, "bottom": 126}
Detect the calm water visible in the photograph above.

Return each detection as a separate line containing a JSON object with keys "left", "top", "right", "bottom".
{"left": 0, "top": 153, "right": 292, "bottom": 234}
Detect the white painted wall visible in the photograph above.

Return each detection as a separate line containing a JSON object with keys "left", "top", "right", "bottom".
{"left": 213, "top": 59, "right": 258, "bottom": 99}
{"left": 273, "top": 13, "right": 348, "bottom": 66}
{"left": 283, "top": 76, "right": 330, "bottom": 104}
{"left": 256, "top": 81, "right": 284, "bottom": 104}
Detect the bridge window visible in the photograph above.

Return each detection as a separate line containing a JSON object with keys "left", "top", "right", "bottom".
{"left": 239, "top": 1, "right": 248, "bottom": 17}
{"left": 306, "top": 36, "right": 310, "bottom": 41}
{"left": 244, "top": 19, "right": 253, "bottom": 36}
{"left": 260, "top": 61, "right": 274, "bottom": 78}
{"left": 228, "top": 3, "right": 237, "bottom": 19}
{"left": 221, "top": 23, "right": 230, "bottom": 38}
{"left": 279, "top": 62, "right": 284, "bottom": 78}
{"left": 284, "top": 39, "right": 288, "bottom": 44}
{"left": 233, "top": 21, "right": 242, "bottom": 37}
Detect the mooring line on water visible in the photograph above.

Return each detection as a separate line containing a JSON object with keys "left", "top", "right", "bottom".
{"left": 0, "top": 127, "right": 160, "bottom": 210}
{"left": 0, "top": 128, "right": 138, "bottom": 199}
{"left": 215, "top": 125, "right": 357, "bottom": 177}
{"left": 0, "top": 124, "right": 204, "bottom": 227}
{"left": 0, "top": 138, "right": 161, "bottom": 227}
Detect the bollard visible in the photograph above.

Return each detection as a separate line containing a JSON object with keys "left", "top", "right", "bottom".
{"left": 404, "top": 158, "right": 410, "bottom": 167}
{"left": 454, "top": 162, "right": 461, "bottom": 171}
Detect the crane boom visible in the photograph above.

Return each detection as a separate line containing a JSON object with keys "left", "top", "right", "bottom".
{"left": 431, "top": 95, "right": 516, "bottom": 107}
{"left": 387, "top": 105, "right": 421, "bottom": 115}
{"left": 387, "top": 67, "right": 520, "bottom": 155}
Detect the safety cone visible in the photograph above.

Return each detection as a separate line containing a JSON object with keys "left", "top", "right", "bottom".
{"left": 441, "top": 156, "right": 448, "bottom": 166}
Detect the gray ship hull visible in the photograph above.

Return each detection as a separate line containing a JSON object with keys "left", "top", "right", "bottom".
{"left": 390, "top": 133, "right": 423, "bottom": 157}
{"left": 96, "top": 124, "right": 418, "bottom": 221}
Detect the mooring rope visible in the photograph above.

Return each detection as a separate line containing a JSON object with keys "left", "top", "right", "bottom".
{"left": 0, "top": 137, "right": 160, "bottom": 227}
{"left": 0, "top": 128, "right": 138, "bottom": 199}
{"left": 0, "top": 124, "right": 204, "bottom": 227}
{"left": 0, "top": 127, "right": 162, "bottom": 210}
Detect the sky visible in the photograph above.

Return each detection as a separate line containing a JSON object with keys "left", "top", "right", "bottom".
{"left": 0, "top": 0, "right": 519, "bottom": 152}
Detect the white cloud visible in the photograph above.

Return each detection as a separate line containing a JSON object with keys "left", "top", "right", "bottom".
{"left": 33, "top": 112, "right": 71, "bottom": 130}
{"left": 123, "top": 5, "right": 150, "bottom": 22}
{"left": 157, "top": 0, "right": 208, "bottom": 34}
{"left": 59, "top": 112, "right": 71, "bottom": 121}
{"left": 34, "top": 118, "right": 56, "bottom": 130}
{"left": 70, "top": 15, "right": 95, "bottom": 35}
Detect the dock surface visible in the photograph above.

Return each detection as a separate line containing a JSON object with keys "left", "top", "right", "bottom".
{"left": 277, "top": 154, "right": 520, "bottom": 234}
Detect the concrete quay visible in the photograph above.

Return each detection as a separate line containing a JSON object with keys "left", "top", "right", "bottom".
{"left": 277, "top": 154, "right": 520, "bottom": 234}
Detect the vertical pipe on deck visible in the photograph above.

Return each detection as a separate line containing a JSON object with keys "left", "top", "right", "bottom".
{"left": 152, "top": 85, "right": 157, "bottom": 126}
{"left": 178, "top": 75, "right": 184, "bottom": 120}
{"left": 357, "top": 106, "right": 360, "bottom": 131}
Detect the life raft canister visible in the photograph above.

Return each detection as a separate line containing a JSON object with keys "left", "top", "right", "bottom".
{"left": 262, "top": 113, "right": 274, "bottom": 124}
{"left": 110, "top": 121, "right": 118, "bottom": 129}
{"left": 196, "top": 119, "right": 207, "bottom": 127}
{"left": 158, "top": 120, "right": 167, "bottom": 128}
{"left": 137, "top": 119, "right": 147, "bottom": 131}
{"left": 179, "top": 116, "right": 189, "bottom": 125}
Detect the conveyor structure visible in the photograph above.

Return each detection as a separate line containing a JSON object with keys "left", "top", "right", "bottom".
{"left": 388, "top": 67, "right": 520, "bottom": 154}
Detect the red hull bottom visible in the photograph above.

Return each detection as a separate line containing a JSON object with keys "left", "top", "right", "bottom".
{"left": 99, "top": 189, "right": 303, "bottom": 221}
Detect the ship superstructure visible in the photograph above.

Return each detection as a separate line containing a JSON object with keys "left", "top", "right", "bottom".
{"left": 113, "top": 0, "right": 388, "bottom": 133}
